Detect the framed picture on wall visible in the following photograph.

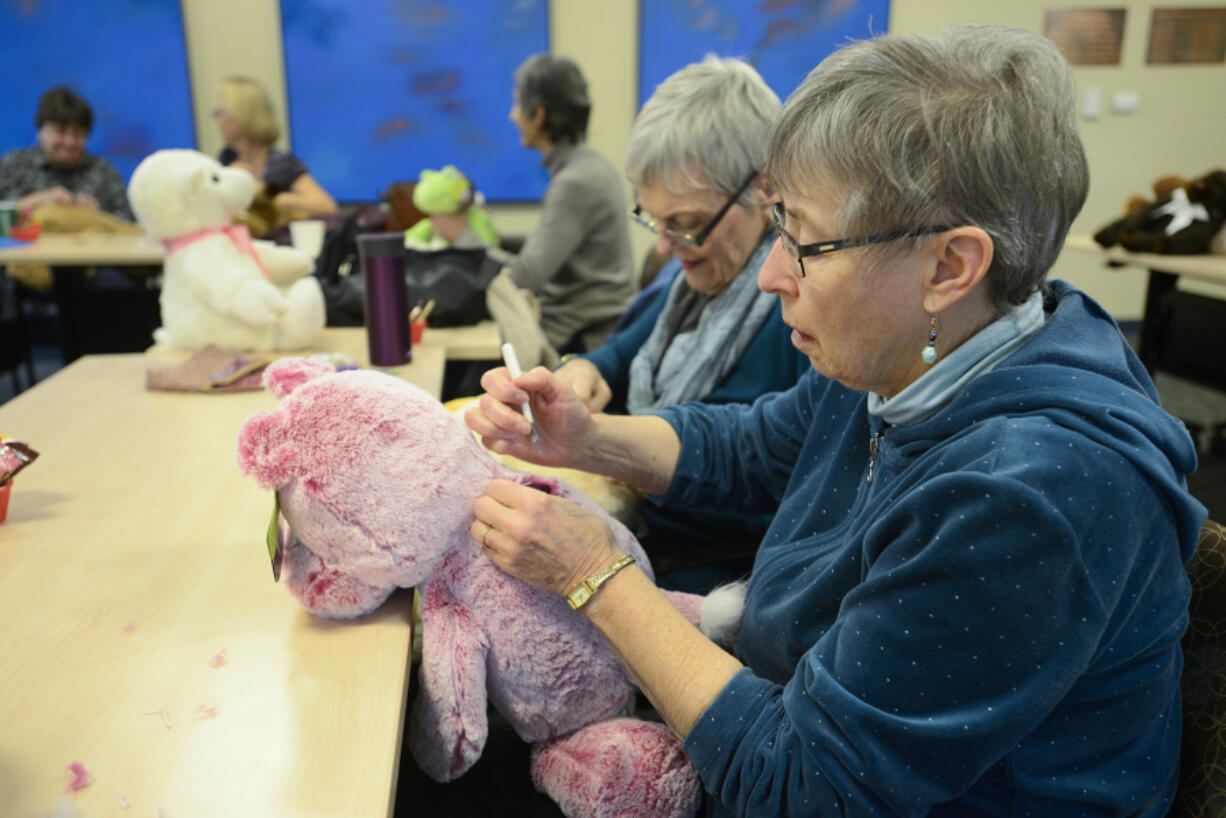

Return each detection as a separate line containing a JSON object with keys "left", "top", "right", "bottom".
{"left": 1043, "top": 7, "right": 1126, "bottom": 65}
{"left": 0, "top": 0, "right": 196, "bottom": 183}
{"left": 1147, "top": 7, "right": 1226, "bottom": 64}
{"left": 280, "top": 0, "right": 550, "bottom": 204}
{"left": 638, "top": 0, "right": 891, "bottom": 110}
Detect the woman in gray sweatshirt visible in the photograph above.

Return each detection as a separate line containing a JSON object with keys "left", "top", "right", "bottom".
{"left": 496, "top": 54, "right": 636, "bottom": 354}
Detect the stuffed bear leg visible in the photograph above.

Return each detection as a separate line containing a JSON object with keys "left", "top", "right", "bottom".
{"left": 274, "top": 276, "right": 326, "bottom": 349}
{"left": 530, "top": 717, "right": 702, "bottom": 818}
{"left": 409, "top": 581, "right": 493, "bottom": 782}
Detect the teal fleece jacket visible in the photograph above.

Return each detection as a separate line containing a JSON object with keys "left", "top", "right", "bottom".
{"left": 654, "top": 281, "right": 1206, "bottom": 816}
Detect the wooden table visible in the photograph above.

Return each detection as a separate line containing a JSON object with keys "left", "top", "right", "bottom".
{"left": 419, "top": 320, "right": 501, "bottom": 361}
{"left": 0, "top": 230, "right": 503, "bottom": 371}
{"left": 1065, "top": 235, "right": 1226, "bottom": 288}
{"left": 0, "top": 233, "right": 164, "bottom": 266}
{"left": 145, "top": 327, "right": 466, "bottom": 397}
{"left": 1065, "top": 235, "right": 1226, "bottom": 390}
{"left": 0, "top": 342, "right": 442, "bottom": 816}
{"left": 0, "top": 233, "right": 165, "bottom": 364}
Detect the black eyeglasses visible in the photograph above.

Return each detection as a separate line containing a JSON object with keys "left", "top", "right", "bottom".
{"left": 629, "top": 169, "right": 760, "bottom": 249}
{"left": 770, "top": 202, "right": 952, "bottom": 277}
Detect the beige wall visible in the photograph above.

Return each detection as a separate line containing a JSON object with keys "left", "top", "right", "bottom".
{"left": 182, "top": 0, "right": 1226, "bottom": 319}
{"left": 182, "top": 0, "right": 290, "bottom": 157}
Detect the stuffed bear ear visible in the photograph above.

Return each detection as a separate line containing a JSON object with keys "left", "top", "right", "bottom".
{"left": 236, "top": 410, "right": 299, "bottom": 488}
{"left": 263, "top": 357, "right": 335, "bottom": 399}
{"left": 171, "top": 162, "right": 207, "bottom": 195}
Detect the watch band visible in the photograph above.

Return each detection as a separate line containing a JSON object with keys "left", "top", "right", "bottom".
{"left": 566, "top": 554, "right": 636, "bottom": 610}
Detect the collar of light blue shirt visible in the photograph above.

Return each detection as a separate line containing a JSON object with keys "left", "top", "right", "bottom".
{"left": 868, "top": 288, "right": 1047, "bottom": 427}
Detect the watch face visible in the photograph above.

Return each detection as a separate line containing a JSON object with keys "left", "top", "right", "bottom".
{"left": 568, "top": 584, "right": 593, "bottom": 609}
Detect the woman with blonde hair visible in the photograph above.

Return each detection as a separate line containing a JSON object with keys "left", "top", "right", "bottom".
{"left": 213, "top": 76, "right": 336, "bottom": 219}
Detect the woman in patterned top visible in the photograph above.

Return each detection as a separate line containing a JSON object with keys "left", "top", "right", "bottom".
{"left": 213, "top": 76, "right": 336, "bottom": 219}
{"left": 0, "top": 86, "right": 133, "bottom": 221}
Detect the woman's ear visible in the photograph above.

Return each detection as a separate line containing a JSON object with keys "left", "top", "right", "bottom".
{"left": 922, "top": 226, "right": 993, "bottom": 314}
{"left": 529, "top": 105, "right": 546, "bottom": 134}
{"left": 754, "top": 174, "right": 776, "bottom": 206}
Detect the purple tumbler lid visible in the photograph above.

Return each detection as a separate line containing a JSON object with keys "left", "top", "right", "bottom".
{"left": 356, "top": 232, "right": 406, "bottom": 260}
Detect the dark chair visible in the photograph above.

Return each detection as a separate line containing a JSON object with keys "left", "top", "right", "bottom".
{"left": 1172, "top": 518, "right": 1226, "bottom": 816}
{"left": 0, "top": 272, "right": 36, "bottom": 396}
{"left": 383, "top": 181, "right": 427, "bottom": 233}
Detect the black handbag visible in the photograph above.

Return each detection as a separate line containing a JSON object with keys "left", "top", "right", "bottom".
{"left": 402, "top": 246, "right": 499, "bottom": 327}
{"left": 314, "top": 217, "right": 500, "bottom": 328}
{"left": 313, "top": 211, "right": 373, "bottom": 327}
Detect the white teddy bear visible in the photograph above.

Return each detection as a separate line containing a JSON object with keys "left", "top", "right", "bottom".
{"left": 128, "top": 149, "right": 325, "bottom": 351}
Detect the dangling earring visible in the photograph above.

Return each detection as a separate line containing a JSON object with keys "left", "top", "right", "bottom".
{"left": 921, "top": 315, "right": 939, "bottom": 365}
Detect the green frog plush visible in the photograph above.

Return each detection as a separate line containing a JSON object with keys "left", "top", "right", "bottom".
{"left": 404, "top": 165, "right": 499, "bottom": 249}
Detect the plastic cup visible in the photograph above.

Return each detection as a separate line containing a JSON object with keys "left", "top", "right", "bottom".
{"left": 0, "top": 201, "right": 18, "bottom": 237}
{"left": 411, "top": 321, "right": 426, "bottom": 345}
{"left": 289, "top": 219, "right": 326, "bottom": 259}
{"left": 0, "top": 481, "right": 10, "bottom": 523}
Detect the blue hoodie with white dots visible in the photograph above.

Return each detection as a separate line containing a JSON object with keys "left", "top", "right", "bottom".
{"left": 654, "top": 281, "right": 1207, "bottom": 817}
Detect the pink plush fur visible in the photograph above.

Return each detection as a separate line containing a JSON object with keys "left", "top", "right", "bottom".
{"left": 533, "top": 719, "right": 705, "bottom": 818}
{"left": 236, "top": 359, "right": 702, "bottom": 818}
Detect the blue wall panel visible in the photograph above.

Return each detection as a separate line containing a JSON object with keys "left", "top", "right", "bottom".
{"left": 281, "top": 0, "right": 550, "bottom": 203}
{"left": 0, "top": 0, "right": 196, "bottom": 183}
{"left": 640, "top": 0, "right": 891, "bottom": 109}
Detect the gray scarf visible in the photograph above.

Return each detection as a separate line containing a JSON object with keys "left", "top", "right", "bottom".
{"left": 627, "top": 237, "right": 776, "bottom": 413}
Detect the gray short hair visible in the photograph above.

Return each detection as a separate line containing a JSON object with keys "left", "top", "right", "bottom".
{"left": 626, "top": 55, "right": 780, "bottom": 204}
{"left": 768, "top": 26, "right": 1089, "bottom": 314}
{"left": 514, "top": 54, "right": 591, "bottom": 144}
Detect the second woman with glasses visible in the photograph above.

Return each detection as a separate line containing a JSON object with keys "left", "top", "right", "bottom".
{"left": 558, "top": 56, "right": 808, "bottom": 420}
{"left": 510, "top": 56, "right": 810, "bottom": 591}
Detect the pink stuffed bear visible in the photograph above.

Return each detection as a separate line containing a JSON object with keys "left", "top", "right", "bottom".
{"left": 236, "top": 359, "right": 703, "bottom": 818}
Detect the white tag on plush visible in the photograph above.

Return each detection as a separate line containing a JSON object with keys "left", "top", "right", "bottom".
{"left": 699, "top": 581, "right": 748, "bottom": 649}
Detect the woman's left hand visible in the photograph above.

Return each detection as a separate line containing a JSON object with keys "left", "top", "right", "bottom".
{"left": 471, "top": 478, "right": 624, "bottom": 596}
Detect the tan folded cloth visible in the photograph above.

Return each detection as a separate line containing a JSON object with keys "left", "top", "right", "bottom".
{"left": 146, "top": 346, "right": 275, "bottom": 393}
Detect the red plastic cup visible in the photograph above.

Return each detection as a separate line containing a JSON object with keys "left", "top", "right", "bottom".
{"left": 0, "top": 481, "right": 10, "bottom": 523}
{"left": 410, "top": 321, "right": 426, "bottom": 345}
{"left": 9, "top": 221, "right": 41, "bottom": 241}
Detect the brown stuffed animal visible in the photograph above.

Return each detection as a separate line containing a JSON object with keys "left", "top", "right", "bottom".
{"left": 232, "top": 185, "right": 295, "bottom": 238}
{"left": 1123, "top": 175, "right": 1187, "bottom": 218}
{"left": 1095, "top": 169, "right": 1226, "bottom": 255}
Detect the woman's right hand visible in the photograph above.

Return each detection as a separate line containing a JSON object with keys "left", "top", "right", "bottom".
{"left": 465, "top": 365, "right": 596, "bottom": 468}
{"left": 554, "top": 358, "right": 612, "bottom": 413}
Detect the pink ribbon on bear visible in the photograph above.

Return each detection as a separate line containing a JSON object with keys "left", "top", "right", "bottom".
{"left": 162, "top": 224, "right": 270, "bottom": 280}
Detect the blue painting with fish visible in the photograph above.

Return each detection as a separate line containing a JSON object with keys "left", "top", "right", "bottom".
{"left": 0, "top": 0, "right": 195, "bottom": 182}
{"left": 639, "top": 0, "right": 891, "bottom": 108}
{"left": 281, "top": 0, "right": 549, "bottom": 203}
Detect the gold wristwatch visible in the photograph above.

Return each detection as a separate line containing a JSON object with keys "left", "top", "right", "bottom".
{"left": 566, "top": 554, "right": 636, "bottom": 610}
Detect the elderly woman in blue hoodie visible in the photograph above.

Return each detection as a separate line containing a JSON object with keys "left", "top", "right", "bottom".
{"left": 464, "top": 26, "right": 1206, "bottom": 818}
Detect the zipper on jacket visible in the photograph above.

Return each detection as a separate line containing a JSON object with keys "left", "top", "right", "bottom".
{"left": 866, "top": 433, "right": 880, "bottom": 485}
